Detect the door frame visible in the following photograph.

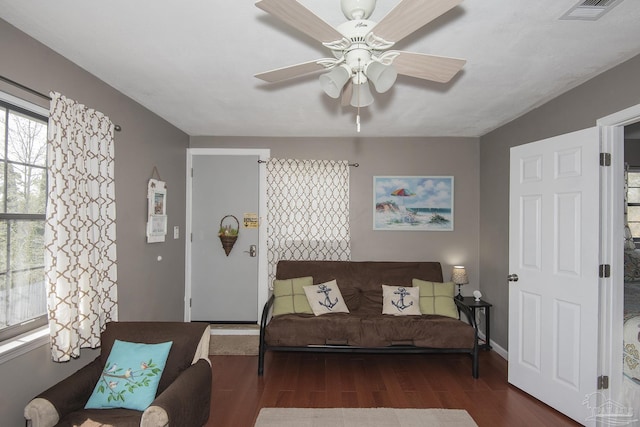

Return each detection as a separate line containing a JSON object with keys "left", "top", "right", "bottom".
{"left": 184, "top": 147, "right": 270, "bottom": 323}
{"left": 598, "top": 103, "right": 640, "bottom": 401}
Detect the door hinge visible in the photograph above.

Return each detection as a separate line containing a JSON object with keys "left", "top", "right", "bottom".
{"left": 190, "top": 233, "right": 193, "bottom": 242}
{"left": 600, "top": 152, "right": 611, "bottom": 166}
{"left": 597, "top": 375, "right": 609, "bottom": 390}
{"left": 599, "top": 264, "right": 611, "bottom": 278}
{"left": 190, "top": 298, "right": 192, "bottom": 308}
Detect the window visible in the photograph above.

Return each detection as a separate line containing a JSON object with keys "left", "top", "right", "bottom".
{"left": 0, "top": 95, "right": 48, "bottom": 342}
{"left": 627, "top": 167, "right": 640, "bottom": 245}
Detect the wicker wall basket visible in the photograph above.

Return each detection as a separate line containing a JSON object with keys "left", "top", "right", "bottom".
{"left": 218, "top": 215, "right": 239, "bottom": 256}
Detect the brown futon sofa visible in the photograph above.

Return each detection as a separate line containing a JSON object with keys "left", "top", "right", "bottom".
{"left": 259, "top": 261, "right": 479, "bottom": 377}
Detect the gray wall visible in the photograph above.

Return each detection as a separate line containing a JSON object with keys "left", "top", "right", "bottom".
{"left": 480, "top": 53, "right": 640, "bottom": 349}
{"left": 0, "top": 19, "right": 188, "bottom": 425}
{"left": 190, "top": 136, "right": 481, "bottom": 290}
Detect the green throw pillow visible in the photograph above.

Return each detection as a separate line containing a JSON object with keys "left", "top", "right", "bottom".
{"left": 412, "top": 278, "right": 458, "bottom": 319}
{"left": 272, "top": 276, "right": 314, "bottom": 316}
{"left": 85, "top": 339, "right": 173, "bottom": 411}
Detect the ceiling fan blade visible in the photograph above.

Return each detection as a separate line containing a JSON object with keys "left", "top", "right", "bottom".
{"left": 256, "top": 0, "right": 345, "bottom": 44}
{"left": 255, "top": 60, "right": 332, "bottom": 83}
{"left": 370, "top": 0, "right": 462, "bottom": 44}
{"left": 393, "top": 51, "right": 465, "bottom": 83}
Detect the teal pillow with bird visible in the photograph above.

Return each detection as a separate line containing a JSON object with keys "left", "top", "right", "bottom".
{"left": 84, "top": 339, "right": 173, "bottom": 411}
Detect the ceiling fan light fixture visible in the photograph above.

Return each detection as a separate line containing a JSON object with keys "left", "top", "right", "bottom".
{"left": 319, "top": 64, "right": 352, "bottom": 99}
{"left": 341, "top": 0, "right": 376, "bottom": 20}
{"left": 365, "top": 61, "right": 397, "bottom": 93}
{"left": 350, "top": 81, "right": 374, "bottom": 107}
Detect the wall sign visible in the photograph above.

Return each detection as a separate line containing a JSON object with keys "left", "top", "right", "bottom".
{"left": 244, "top": 213, "right": 259, "bottom": 228}
{"left": 147, "top": 178, "right": 167, "bottom": 243}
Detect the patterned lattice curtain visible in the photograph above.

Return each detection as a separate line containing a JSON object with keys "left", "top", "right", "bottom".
{"left": 45, "top": 92, "right": 118, "bottom": 362}
{"left": 266, "top": 158, "right": 351, "bottom": 285}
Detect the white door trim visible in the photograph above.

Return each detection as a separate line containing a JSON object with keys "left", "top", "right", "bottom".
{"left": 597, "top": 103, "right": 640, "bottom": 402}
{"left": 185, "top": 148, "right": 270, "bottom": 323}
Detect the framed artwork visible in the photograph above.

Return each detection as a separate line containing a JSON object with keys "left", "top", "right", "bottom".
{"left": 147, "top": 179, "right": 167, "bottom": 243}
{"left": 373, "top": 176, "right": 454, "bottom": 231}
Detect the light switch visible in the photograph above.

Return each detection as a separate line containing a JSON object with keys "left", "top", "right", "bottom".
{"left": 173, "top": 226, "right": 179, "bottom": 239}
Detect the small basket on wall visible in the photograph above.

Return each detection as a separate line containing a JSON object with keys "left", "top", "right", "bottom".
{"left": 218, "top": 215, "right": 239, "bottom": 256}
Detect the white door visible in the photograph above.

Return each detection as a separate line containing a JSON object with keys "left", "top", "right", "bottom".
{"left": 508, "top": 127, "right": 600, "bottom": 425}
{"left": 186, "top": 148, "right": 269, "bottom": 323}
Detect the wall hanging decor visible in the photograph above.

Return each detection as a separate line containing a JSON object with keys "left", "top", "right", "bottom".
{"left": 373, "top": 176, "right": 454, "bottom": 231}
{"left": 218, "top": 214, "right": 239, "bottom": 256}
{"left": 147, "top": 168, "right": 167, "bottom": 243}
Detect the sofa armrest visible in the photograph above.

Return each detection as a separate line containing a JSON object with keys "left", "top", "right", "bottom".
{"left": 192, "top": 326, "right": 211, "bottom": 366}
{"left": 455, "top": 299, "right": 478, "bottom": 331}
{"left": 258, "top": 294, "right": 275, "bottom": 375}
{"left": 260, "top": 294, "right": 275, "bottom": 330}
{"left": 24, "top": 398, "right": 58, "bottom": 427}
{"left": 142, "top": 358, "right": 212, "bottom": 427}
{"left": 24, "top": 357, "right": 103, "bottom": 427}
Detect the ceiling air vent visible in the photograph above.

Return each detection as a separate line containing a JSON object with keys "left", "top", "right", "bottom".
{"left": 560, "top": 0, "right": 624, "bottom": 20}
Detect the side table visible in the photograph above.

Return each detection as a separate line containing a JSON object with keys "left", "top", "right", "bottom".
{"left": 458, "top": 296, "right": 492, "bottom": 350}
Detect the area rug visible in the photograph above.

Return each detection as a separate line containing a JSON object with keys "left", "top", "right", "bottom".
{"left": 209, "top": 334, "right": 259, "bottom": 355}
{"left": 254, "top": 408, "right": 478, "bottom": 427}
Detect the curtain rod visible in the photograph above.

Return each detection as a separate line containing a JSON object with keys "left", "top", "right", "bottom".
{"left": 0, "top": 74, "right": 122, "bottom": 132}
{"left": 257, "top": 159, "right": 359, "bottom": 167}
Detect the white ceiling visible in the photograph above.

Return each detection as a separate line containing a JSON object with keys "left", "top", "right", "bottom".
{"left": 1, "top": 0, "right": 640, "bottom": 138}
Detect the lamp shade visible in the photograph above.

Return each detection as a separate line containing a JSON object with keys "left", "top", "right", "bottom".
{"left": 350, "top": 81, "right": 374, "bottom": 107}
{"left": 451, "top": 265, "right": 469, "bottom": 285}
{"left": 319, "top": 65, "right": 351, "bottom": 99}
{"left": 365, "top": 61, "right": 397, "bottom": 93}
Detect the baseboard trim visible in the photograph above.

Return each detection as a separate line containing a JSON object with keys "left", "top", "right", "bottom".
{"left": 479, "top": 331, "right": 508, "bottom": 360}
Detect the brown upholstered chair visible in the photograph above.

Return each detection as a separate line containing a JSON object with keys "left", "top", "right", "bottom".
{"left": 24, "top": 322, "right": 212, "bottom": 427}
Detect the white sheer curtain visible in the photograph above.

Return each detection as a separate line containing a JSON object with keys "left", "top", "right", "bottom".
{"left": 45, "top": 92, "right": 118, "bottom": 362}
{"left": 266, "top": 158, "right": 351, "bottom": 284}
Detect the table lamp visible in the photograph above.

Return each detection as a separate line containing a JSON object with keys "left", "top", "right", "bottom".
{"left": 451, "top": 265, "right": 469, "bottom": 300}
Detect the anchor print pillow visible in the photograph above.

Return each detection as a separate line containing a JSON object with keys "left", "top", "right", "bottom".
{"left": 85, "top": 339, "right": 173, "bottom": 411}
{"left": 382, "top": 285, "right": 421, "bottom": 316}
{"left": 303, "top": 280, "right": 350, "bottom": 316}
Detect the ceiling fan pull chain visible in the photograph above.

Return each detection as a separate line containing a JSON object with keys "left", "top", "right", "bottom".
{"left": 356, "top": 58, "right": 362, "bottom": 133}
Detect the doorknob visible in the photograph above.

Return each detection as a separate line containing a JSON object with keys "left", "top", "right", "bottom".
{"left": 244, "top": 244, "right": 257, "bottom": 257}
{"left": 507, "top": 274, "right": 519, "bottom": 282}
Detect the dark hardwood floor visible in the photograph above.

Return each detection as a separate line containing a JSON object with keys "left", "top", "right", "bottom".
{"left": 206, "top": 351, "right": 581, "bottom": 427}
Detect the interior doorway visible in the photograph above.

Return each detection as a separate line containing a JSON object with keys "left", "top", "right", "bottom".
{"left": 598, "top": 104, "right": 640, "bottom": 423}
{"left": 618, "top": 121, "right": 640, "bottom": 422}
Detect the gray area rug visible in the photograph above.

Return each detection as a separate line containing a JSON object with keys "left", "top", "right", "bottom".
{"left": 254, "top": 408, "right": 479, "bottom": 427}
{"left": 209, "top": 334, "right": 259, "bottom": 355}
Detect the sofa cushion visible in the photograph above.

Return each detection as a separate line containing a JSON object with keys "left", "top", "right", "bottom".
{"left": 360, "top": 315, "right": 475, "bottom": 348}
{"left": 56, "top": 408, "right": 142, "bottom": 427}
{"left": 303, "top": 280, "right": 350, "bottom": 316}
{"left": 412, "top": 279, "right": 458, "bottom": 319}
{"left": 381, "top": 285, "right": 421, "bottom": 316}
{"left": 265, "top": 313, "right": 361, "bottom": 346}
{"left": 275, "top": 261, "right": 444, "bottom": 315}
{"left": 98, "top": 322, "right": 209, "bottom": 396}
{"left": 85, "top": 340, "right": 172, "bottom": 411}
{"left": 272, "top": 276, "right": 314, "bottom": 316}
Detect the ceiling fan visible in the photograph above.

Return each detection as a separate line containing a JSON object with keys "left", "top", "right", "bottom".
{"left": 254, "top": 0, "right": 466, "bottom": 124}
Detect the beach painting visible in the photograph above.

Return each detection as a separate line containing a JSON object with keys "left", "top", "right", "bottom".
{"left": 374, "top": 176, "right": 454, "bottom": 231}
